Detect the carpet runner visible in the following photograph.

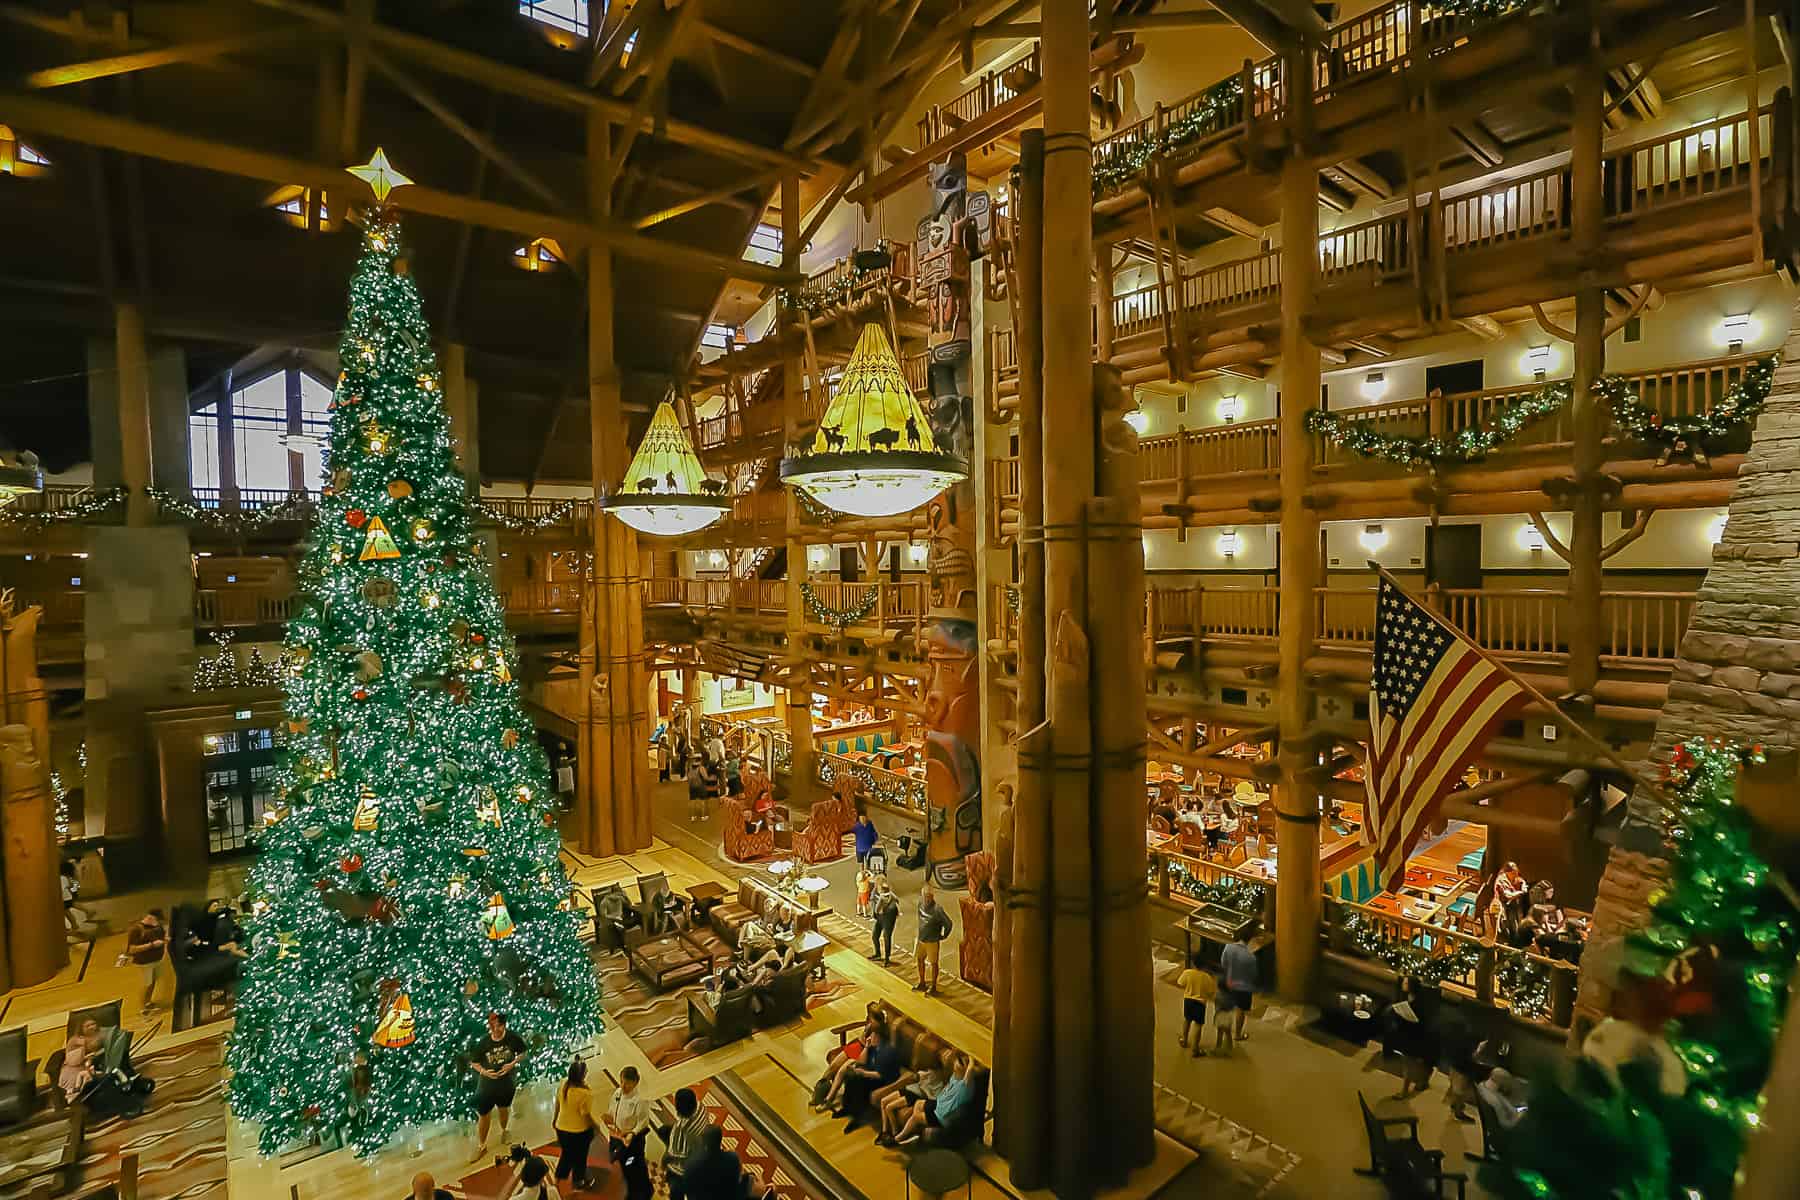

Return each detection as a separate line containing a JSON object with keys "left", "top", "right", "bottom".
{"left": 814, "top": 910, "right": 995, "bottom": 1028}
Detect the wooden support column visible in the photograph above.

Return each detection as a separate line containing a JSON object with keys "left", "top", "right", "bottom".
{"left": 442, "top": 342, "right": 479, "bottom": 496}
{"left": 1095, "top": 242, "right": 1116, "bottom": 360}
{"left": 215, "top": 372, "right": 239, "bottom": 507}
{"left": 577, "top": 111, "right": 652, "bottom": 856}
{"left": 780, "top": 174, "right": 816, "bottom": 803}
{"left": 1274, "top": 46, "right": 1323, "bottom": 1003}
{"left": 115, "top": 300, "right": 152, "bottom": 526}
{"left": 0, "top": 725, "right": 65, "bottom": 989}
{"left": 1566, "top": 67, "right": 1606, "bottom": 701}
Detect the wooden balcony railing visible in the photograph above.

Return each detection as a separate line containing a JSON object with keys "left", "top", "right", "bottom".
{"left": 500, "top": 580, "right": 583, "bottom": 619}
{"left": 1611, "top": 108, "right": 1773, "bottom": 219}
{"left": 918, "top": 45, "right": 1041, "bottom": 149}
{"left": 1314, "top": 587, "right": 1697, "bottom": 663}
{"left": 1138, "top": 420, "right": 1280, "bottom": 483}
{"left": 804, "top": 580, "right": 929, "bottom": 630}
{"left": 189, "top": 486, "right": 318, "bottom": 513}
{"left": 12, "top": 589, "right": 84, "bottom": 628}
{"left": 1147, "top": 586, "right": 1279, "bottom": 641}
{"left": 0, "top": 483, "right": 98, "bottom": 516}
{"left": 815, "top": 748, "right": 928, "bottom": 817}
{"left": 195, "top": 587, "right": 295, "bottom": 628}
{"left": 477, "top": 495, "right": 595, "bottom": 531}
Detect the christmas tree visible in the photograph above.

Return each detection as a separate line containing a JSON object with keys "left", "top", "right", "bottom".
{"left": 227, "top": 177, "right": 602, "bottom": 1156}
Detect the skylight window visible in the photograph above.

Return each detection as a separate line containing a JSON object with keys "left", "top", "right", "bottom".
{"left": 700, "top": 323, "right": 734, "bottom": 350}
{"left": 0, "top": 125, "right": 51, "bottom": 176}
{"left": 512, "top": 237, "right": 566, "bottom": 272}
{"left": 744, "top": 222, "right": 783, "bottom": 267}
{"left": 521, "top": 0, "right": 590, "bottom": 38}
{"left": 19, "top": 145, "right": 48, "bottom": 166}
{"left": 271, "top": 187, "right": 332, "bottom": 230}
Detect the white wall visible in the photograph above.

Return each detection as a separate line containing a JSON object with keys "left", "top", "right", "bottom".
{"left": 1145, "top": 523, "right": 1275, "bottom": 572}
{"left": 1323, "top": 518, "right": 1427, "bottom": 570}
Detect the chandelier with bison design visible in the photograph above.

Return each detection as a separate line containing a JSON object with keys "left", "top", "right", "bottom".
{"left": 603, "top": 400, "right": 732, "bottom": 535}
{"left": 778, "top": 323, "right": 967, "bottom": 519}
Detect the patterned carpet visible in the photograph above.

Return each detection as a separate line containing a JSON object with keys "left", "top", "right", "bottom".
{"left": 678, "top": 1072, "right": 831, "bottom": 1200}
{"left": 595, "top": 951, "right": 855, "bottom": 1070}
{"left": 0, "top": 1033, "right": 229, "bottom": 1200}
{"left": 815, "top": 910, "right": 995, "bottom": 1027}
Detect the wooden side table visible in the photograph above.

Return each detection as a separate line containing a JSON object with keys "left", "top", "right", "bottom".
{"left": 905, "top": 1148, "right": 972, "bottom": 1198}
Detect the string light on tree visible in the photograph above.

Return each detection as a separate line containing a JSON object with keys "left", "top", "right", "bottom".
{"left": 226, "top": 154, "right": 601, "bottom": 1156}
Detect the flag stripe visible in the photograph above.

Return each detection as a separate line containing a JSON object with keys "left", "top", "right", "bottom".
{"left": 1380, "top": 678, "right": 1519, "bottom": 873}
{"left": 1377, "top": 651, "right": 1502, "bottom": 857}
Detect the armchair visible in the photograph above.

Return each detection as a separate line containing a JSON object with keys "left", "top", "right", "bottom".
{"left": 687, "top": 987, "right": 756, "bottom": 1048}
{"left": 958, "top": 851, "right": 995, "bottom": 993}
{"left": 793, "top": 794, "right": 856, "bottom": 864}
{"left": 590, "top": 884, "right": 639, "bottom": 953}
{"left": 721, "top": 796, "right": 775, "bottom": 862}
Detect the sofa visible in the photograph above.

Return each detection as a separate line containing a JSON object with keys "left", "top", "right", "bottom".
{"left": 708, "top": 877, "right": 819, "bottom": 949}
{"left": 959, "top": 851, "right": 995, "bottom": 993}
{"left": 721, "top": 796, "right": 776, "bottom": 862}
{"left": 794, "top": 794, "right": 857, "bottom": 864}
{"left": 834, "top": 1000, "right": 991, "bottom": 1149}
{"left": 0, "top": 1025, "right": 38, "bottom": 1127}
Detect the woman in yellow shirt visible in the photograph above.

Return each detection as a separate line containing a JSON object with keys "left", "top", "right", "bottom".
{"left": 1176, "top": 952, "right": 1219, "bottom": 1058}
{"left": 552, "top": 1058, "right": 598, "bottom": 1190}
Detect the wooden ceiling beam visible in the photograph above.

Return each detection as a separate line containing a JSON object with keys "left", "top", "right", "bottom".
{"left": 785, "top": 0, "right": 875, "bottom": 151}
{"left": 698, "top": 20, "right": 817, "bottom": 78}
{"left": 441, "top": 97, "right": 497, "bottom": 340}
{"left": 22, "top": 27, "right": 314, "bottom": 89}
{"left": 0, "top": 92, "right": 803, "bottom": 285}
{"left": 1205, "top": 0, "right": 1294, "bottom": 54}
{"left": 246, "top": 0, "right": 814, "bottom": 173}
{"left": 585, "top": 0, "right": 658, "bottom": 88}
{"left": 603, "top": 0, "right": 701, "bottom": 186}
{"left": 633, "top": 166, "right": 782, "bottom": 229}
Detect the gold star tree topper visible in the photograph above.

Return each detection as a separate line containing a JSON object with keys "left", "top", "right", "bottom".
{"left": 348, "top": 147, "right": 413, "bottom": 205}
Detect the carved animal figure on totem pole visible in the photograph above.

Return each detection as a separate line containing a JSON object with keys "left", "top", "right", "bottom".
{"left": 921, "top": 618, "right": 981, "bottom": 889}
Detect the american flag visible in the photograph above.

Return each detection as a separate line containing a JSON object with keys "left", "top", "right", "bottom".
{"left": 1364, "top": 578, "right": 1527, "bottom": 887}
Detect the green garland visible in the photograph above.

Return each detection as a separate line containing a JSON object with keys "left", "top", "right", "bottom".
{"left": 780, "top": 262, "right": 883, "bottom": 316}
{"left": 1093, "top": 78, "right": 1245, "bottom": 198}
{"left": 1341, "top": 907, "right": 1484, "bottom": 988}
{"left": 1304, "top": 380, "right": 1569, "bottom": 467}
{"left": 0, "top": 486, "right": 126, "bottom": 528}
{"left": 799, "top": 580, "right": 878, "bottom": 629}
{"left": 1495, "top": 949, "right": 1552, "bottom": 1021}
{"left": 1488, "top": 739, "right": 1796, "bottom": 1200}
{"left": 472, "top": 498, "right": 586, "bottom": 531}
{"left": 1163, "top": 856, "right": 1268, "bottom": 916}
{"left": 1305, "top": 355, "right": 1776, "bottom": 468}
{"left": 149, "top": 485, "right": 316, "bottom": 532}
{"left": 794, "top": 489, "right": 841, "bottom": 527}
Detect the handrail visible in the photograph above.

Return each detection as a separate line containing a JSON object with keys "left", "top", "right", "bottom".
{"left": 195, "top": 587, "right": 295, "bottom": 628}
{"left": 1311, "top": 586, "right": 1696, "bottom": 661}
{"left": 815, "top": 748, "right": 927, "bottom": 816}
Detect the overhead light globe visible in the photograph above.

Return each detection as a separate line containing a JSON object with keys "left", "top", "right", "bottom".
{"left": 779, "top": 324, "right": 966, "bottom": 519}
{"left": 603, "top": 401, "right": 730, "bottom": 536}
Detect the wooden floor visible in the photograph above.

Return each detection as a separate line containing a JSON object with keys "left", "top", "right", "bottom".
{"left": 4, "top": 833, "right": 1195, "bottom": 1199}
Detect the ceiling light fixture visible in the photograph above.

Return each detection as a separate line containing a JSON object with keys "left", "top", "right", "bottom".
{"left": 603, "top": 401, "right": 731, "bottom": 536}
{"left": 1359, "top": 523, "right": 1388, "bottom": 553}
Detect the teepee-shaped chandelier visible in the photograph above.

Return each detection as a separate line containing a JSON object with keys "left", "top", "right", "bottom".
{"left": 779, "top": 324, "right": 965, "bottom": 518}
{"left": 603, "top": 401, "right": 731, "bottom": 535}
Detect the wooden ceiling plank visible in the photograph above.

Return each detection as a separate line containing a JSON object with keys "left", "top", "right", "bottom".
{"left": 585, "top": 0, "right": 658, "bottom": 88}
{"left": 0, "top": 91, "right": 802, "bottom": 285}
{"left": 22, "top": 27, "right": 313, "bottom": 89}
{"left": 1205, "top": 0, "right": 1293, "bottom": 54}
{"left": 602, "top": 0, "right": 701, "bottom": 188}
{"left": 633, "top": 166, "right": 781, "bottom": 229}
{"left": 699, "top": 20, "right": 817, "bottom": 79}
{"left": 246, "top": 0, "right": 814, "bottom": 173}
{"left": 340, "top": 0, "right": 372, "bottom": 164}
{"left": 785, "top": 0, "right": 875, "bottom": 150}
{"left": 367, "top": 48, "right": 575, "bottom": 215}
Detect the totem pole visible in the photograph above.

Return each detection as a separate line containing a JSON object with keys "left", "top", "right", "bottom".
{"left": 915, "top": 154, "right": 990, "bottom": 888}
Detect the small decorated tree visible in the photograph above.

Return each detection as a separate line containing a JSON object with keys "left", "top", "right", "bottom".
{"left": 1486, "top": 740, "right": 1795, "bottom": 1199}
{"left": 227, "top": 160, "right": 602, "bottom": 1155}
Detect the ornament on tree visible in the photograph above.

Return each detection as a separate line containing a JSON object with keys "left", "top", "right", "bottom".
{"left": 410, "top": 517, "right": 435, "bottom": 543}
{"left": 372, "top": 986, "right": 416, "bottom": 1049}
{"left": 501, "top": 728, "right": 520, "bottom": 750}
{"left": 288, "top": 717, "right": 310, "bottom": 735}
{"left": 449, "top": 619, "right": 470, "bottom": 643}
{"left": 419, "top": 589, "right": 441, "bottom": 610}
{"left": 481, "top": 894, "right": 515, "bottom": 941}
{"left": 367, "top": 896, "right": 399, "bottom": 924}
{"left": 332, "top": 468, "right": 352, "bottom": 492}
{"left": 352, "top": 787, "right": 380, "bottom": 832}
{"left": 340, "top": 853, "right": 364, "bottom": 874}
{"left": 385, "top": 478, "right": 413, "bottom": 500}
{"left": 276, "top": 930, "right": 299, "bottom": 959}
{"left": 447, "top": 874, "right": 469, "bottom": 900}
{"left": 329, "top": 543, "right": 347, "bottom": 565}
{"left": 447, "top": 678, "right": 470, "bottom": 705}
{"left": 352, "top": 688, "right": 369, "bottom": 702}
{"left": 363, "top": 422, "right": 392, "bottom": 455}
{"left": 463, "top": 979, "right": 479, "bottom": 997}
{"left": 515, "top": 784, "right": 534, "bottom": 804}
{"left": 345, "top": 508, "right": 368, "bottom": 529}
{"left": 361, "top": 576, "right": 398, "bottom": 607}
{"left": 359, "top": 516, "right": 402, "bottom": 561}
{"left": 493, "top": 657, "right": 513, "bottom": 684}
{"left": 476, "top": 788, "right": 502, "bottom": 827}
{"left": 354, "top": 650, "right": 383, "bottom": 682}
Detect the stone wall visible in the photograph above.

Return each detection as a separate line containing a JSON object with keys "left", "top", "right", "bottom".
{"left": 1574, "top": 297, "right": 1800, "bottom": 1032}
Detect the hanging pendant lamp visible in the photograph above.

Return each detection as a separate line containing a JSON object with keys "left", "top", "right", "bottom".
{"left": 603, "top": 401, "right": 731, "bottom": 535}
{"left": 779, "top": 324, "right": 965, "bottom": 519}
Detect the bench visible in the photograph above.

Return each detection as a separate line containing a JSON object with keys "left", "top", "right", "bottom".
{"left": 832, "top": 1000, "right": 991, "bottom": 1151}
{"left": 1355, "top": 1092, "right": 1467, "bottom": 1199}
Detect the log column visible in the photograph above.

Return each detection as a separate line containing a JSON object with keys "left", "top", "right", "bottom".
{"left": 0, "top": 725, "right": 65, "bottom": 988}
{"left": 781, "top": 174, "right": 817, "bottom": 803}
{"left": 443, "top": 342, "right": 480, "bottom": 498}
{"left": 1274, "top": 47, "right": 1323, "bottom": 1002}
{"left": 1565, "top": 67, "right": 1607, "bottom": 701}
{"left": 577, "top": 112, "right": 653, "bottom": 856}
{"left": 116, "top": 301, "right": 153, "bottom": 526}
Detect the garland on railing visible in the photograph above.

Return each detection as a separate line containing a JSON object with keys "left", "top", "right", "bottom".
{"left": 148, "top": 485, "right": 315, "bottom": 531}
{"left": 1303, "top": 380, "right": 1569, "bottom": 466}
{"left": 1163, "top": 856, "right": 1268, "bottom": 915}
{"left": 1597, "top": 354, "right": 1778, "bottom": 465}
{"left": 1004, "top": 585, "right": 1021, "bottom": 616}
{"left": 1495, "top": 949, "right": 1551, "bottom": 1020}
{"left": 1092, "top": 78, "right": 1245, "bottom": 198}
{"left": 0, "top": 487, "right": 126, "bottom": 528}
{"left": 1304, "top": 356, "right": 1778, "bottom": 468}
{"left": 780, "top": 261, "right": 886, "bottom": 316}
{"left": 815, "top": 750, "right": 927, "bottom": 814}
{"left": 1340, "top": 907, "right": 1483, "bottom": 987}
{"left": 800, "top": 581, "right": 877, "bottom": 629}
{"left": 794, "top": 488, "right": 841, "bottom": 527}
{"left": 472, "top": 497, "right": 586, "bottom": 530}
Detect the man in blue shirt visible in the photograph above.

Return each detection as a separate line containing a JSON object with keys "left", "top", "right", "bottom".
{"left": 1221, "top": 925, "right": 1260, "bottom": 1044}
{"left": 834, "top": 1023, "right": 903, "bottom": 1133}
{"left": 853, "top": 813, "right": 878, "bottom": 863}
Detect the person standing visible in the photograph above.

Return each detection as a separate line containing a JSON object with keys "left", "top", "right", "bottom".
{"left": 914, "top": 886, "right": 953, "bottom": 996}
{"left": 120, "top": 909, "right": 168, "bottom": 1011}
{"left": 724, "top": 750, "right": 743, "bottom": 798}
{"left": 869, "top": 877, "right": 900, "bottom": 964}
{"left": 852, "top": 813, "right": 878, "bottom": 865}
{"left": 662, "top": 1086, "right": 711, "bottom": 1200}
{"left": 605, "top": 1064, "right": 653, "bottom": 1200}
{"left": 552, "top": 1059, "right": 597, "bottom": 1189}
{"left": 688, "top": 755, "right": 714, "bottom": 823}
{"left": 1176, "top": 952, "right": 1217, "bottom": 1057}
{"left": 469, "top": 1011, "right": 527, "bottom": 1160}
{"left": 658, "top": 735, "right": 672, "bottom": 783}
{"left": 1220, "top": 925, "right": 1260, "bottom": 1044}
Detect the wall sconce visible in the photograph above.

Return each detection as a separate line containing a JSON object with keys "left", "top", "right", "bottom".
{"left": 1360, "top": 371, "right": 1388, "bottom": 402}
{"left": 1525, "top": 345, "right": 1554, "bottom": 380}
{"left": 1359, "top": 523, "right": 1388, "bottom": 553}
{"left": 807, "top": 545, "right": 830, "bottom": 569}
{"left": 906, "top": 541, "right": 928, "bottom": 565}
{"left": 1706, "top": 513, "right": 1728, "bottom": 546}
{"left": 1698, "top": 125, "right": 1718, "bottom": 152}
{"left": 1217, "top": 394, "right": 1241, "bottom": 424}
{"left": 706, "top": 550, "right": 726, "bottom": 568}
{"left": 1217, "top": 528, "right": 1240, "bottom": 558}
{"left": 1123, "top": 409, "right": 1148, "bottom": 435}
{"left": 1719, "top": 313, "right": 1753, "bottom": 352}
{"left": 1518, "top": 522, "right": 1546, "bottom": 553}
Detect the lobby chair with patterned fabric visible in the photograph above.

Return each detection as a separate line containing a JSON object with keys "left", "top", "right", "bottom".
{"left": 720, "top": 796, "right": 775, "bottom": 862}
{"left": 793, "top": 794, "right": 856, "bottom": 864}
{"left": 959, "top": 851, "right": 996, "bottom": 993}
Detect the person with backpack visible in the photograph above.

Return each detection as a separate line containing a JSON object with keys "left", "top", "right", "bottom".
{"left": 869, "top": 877, "right": 900, "bottom": 964}
{"left": 915, "top": 885, "right": 953, "bottom": 996}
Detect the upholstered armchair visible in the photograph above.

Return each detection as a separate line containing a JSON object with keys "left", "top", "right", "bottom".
{"left": 794, "top": 794, "right": 857, "bottom": 864}
{"left": 720, "top": 796, "right": 775, "bottom": 862}
{"left": 959, "top": 851, "right": 995, "bottom": 993}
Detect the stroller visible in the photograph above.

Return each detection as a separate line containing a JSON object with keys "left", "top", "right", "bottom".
{"left": 864, "top": 843, "right": 889, "bottom": 877}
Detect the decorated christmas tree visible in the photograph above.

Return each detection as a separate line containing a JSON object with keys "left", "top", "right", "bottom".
{"left": 227, "top": 165, "right": 602, "bottom": 1155}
